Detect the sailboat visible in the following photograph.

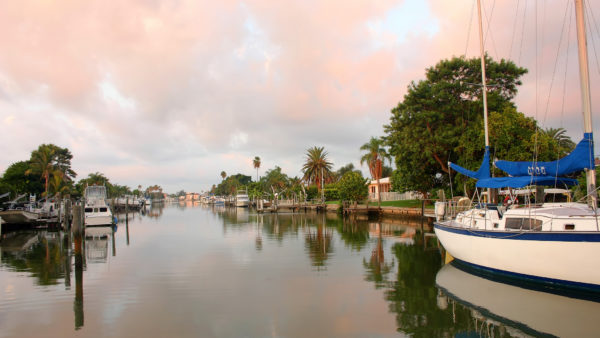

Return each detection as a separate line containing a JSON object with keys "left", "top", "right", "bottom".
{"left": 434, "top": 0, "right": 600, "bottom": 292}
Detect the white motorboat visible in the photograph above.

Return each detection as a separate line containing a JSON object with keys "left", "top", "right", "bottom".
{"left": 435, "top": 0, "right": 600, "bottom": 292}
{"left": 83, "top": 185, "right": 114, "bottom": 226}
{"left": 235, "top": 190, "right": 249, "bottom": 207}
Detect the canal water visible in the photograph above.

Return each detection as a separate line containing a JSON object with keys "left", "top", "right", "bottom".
{"left": 0, "top": 204, "right": 598, "bottom": 337}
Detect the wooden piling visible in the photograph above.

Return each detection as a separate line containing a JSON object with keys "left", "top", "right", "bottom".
{"left": 72, "top": 203, "right": 83, "bottom": 236}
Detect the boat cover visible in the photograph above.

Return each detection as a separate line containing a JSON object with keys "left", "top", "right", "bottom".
{"left": 449, "top": 146, "right": 491, "bottom": 179}
{"left": 495, "top": 133, "right": 594, "bottom": 177}
{"left": 475, "top": 175, "right": 578, "bottom": 188}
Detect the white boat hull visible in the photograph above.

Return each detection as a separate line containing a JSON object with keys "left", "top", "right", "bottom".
{"left": 0, "top": 210, "right": 39, "bottom": 224}
{"left": 434, "top": 222, "right": 600, "bottom": 289}
{"left": 85, "top": 215, "right": 113, "bottom": 226}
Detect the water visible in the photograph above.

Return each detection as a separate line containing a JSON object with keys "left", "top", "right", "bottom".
{"left": 0, "top": 204, "right": 598, "bottom": 337}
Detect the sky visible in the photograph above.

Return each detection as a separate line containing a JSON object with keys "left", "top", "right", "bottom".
{"left": 1, "top": 0, "right": 600, "bottom": 193}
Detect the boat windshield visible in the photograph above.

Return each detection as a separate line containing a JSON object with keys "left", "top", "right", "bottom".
{"left": 85, "top": 186, "right": 107, "bottom": 200}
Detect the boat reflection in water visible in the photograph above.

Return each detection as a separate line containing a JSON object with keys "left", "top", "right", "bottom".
{"left": 84, "top": 226, "right": 116, "bottom": 263}
{"left": 436, "top": 262, "right": 600, "bottom": 337}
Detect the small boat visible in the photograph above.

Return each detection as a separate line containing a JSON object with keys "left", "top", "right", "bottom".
{"left": 84, "top": 185, "right": 114, "bottom": 226}
{"left": 235, "top": 190, "right": 249, "bottom": 207}
{"left": 0, "top": 194, "right": 39, "bottom": 225}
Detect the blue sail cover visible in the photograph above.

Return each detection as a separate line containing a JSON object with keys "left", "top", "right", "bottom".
{"left": 476, "top": 175, "right": 578, "bottom": 188}
{"left": 495, "top": 133, "right": 595, "bottom": 177}
{"left": 449, "top": 146, "right": 491, "bottom": 179}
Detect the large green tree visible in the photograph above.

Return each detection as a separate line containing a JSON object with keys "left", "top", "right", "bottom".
{"left": 385, "top": 56, "right": 528, "bottom": 195}
{"left": 337, "top": 171, "right": 368, "bottom": 206}
{"left": 26, "top": 144, "right": 76, "bottom": 197}
{"left": 1, "top": 161, "right": 44, "bottom": 197}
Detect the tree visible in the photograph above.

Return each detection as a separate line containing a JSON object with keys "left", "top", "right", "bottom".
{"left": 360, "top": 137, "right": 390, "bottom": 208}
{"left": 221, "top": 171, "right": 227, "bottom": 181}
{"left": 385, "top": 56, "right": 528, "bottom": 195}
{"left": 48, "top": 170, "right": 70, "bottom": 197}
{"left": 1, "top": 161, "right": 44, "bottom": 197}
{"left": 26, "top": 144, "right": 76, "bottom": 197}
{"left": 263, "top": 166, "right": 289, "bottom": 197}
{"left": 302, "top": 146, "right": 333, "bottom": 189}
{"left": 253, "top": 156, "right": 261, "bottom": 182}
{"left": 545, "top": 127, "right": 576, "bottom": 156}
{"left": 337, "top": 171, "right": 368, "bottom": 207}
{"left": 335, "top": 163, "right": 362, "bottom": 181}
{"left": 26, "top": 145, "right": 55, "bottom": 197}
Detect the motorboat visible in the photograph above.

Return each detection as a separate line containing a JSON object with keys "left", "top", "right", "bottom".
{"left": 235, "top": 190, "right": 250, "bottom": 207}
{"left": 83, "top": 185, "right": 114, "bottom": 226}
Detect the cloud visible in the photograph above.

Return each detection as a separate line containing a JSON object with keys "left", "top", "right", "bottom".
{"left": 0, "top": 0, "right": 599, "bottom": 192}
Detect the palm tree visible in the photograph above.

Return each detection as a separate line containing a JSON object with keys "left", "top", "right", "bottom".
{"left": 545, "top": 127, "right": 576, "bottom": 155}
{"left": 26, "top": 145, "right": 56, "bottom": 197}
{"left": 253, "top": 156, "right": 261, "bottom": 182}
{"left": 221, "top": 171, "right": 227, "bottom": 181}
{"left": 302, "top": 146, "right": 333, "bottom": 190}
{"left": 360, "top": 137, "right": 390, "bottom": 208}
{"left": 49, "top": 170, "right": 70, "bottom": 197}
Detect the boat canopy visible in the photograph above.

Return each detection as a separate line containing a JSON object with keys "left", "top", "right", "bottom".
{"left": 449, "top": 135, "right": 588, "bottom": 188}
{"left": 475, "top": 175, "right": 578, "bottom": 188}
{"left": 495, "top": 133, "right": 594, "bottom": 177}
{"left": 449, "top": 146, "right": 491, "bottom": 180}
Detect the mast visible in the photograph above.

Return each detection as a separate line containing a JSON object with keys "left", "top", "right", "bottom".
{"left": 575, "top": 0, "right": 597, "bottom": 207}
{"left": 477, "top": 0, "right": 490, "bottom": 148}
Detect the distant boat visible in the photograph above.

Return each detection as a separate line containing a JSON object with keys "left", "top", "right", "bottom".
{"left": 0, "top": 194, "right": 39, "bottom": 225}
{"left": 235, "top": 190, "right": 249, "bottom": 207}
{"left": 84, "top": 186, "right": 114, "bottom": 226}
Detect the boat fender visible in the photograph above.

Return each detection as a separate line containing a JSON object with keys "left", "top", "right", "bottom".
{"left": 435, "top": 202, "right": 446, "bottom": 221}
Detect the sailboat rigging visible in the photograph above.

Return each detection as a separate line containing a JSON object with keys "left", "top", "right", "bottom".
{"left": 434, "top": 0, "right": 600, "bottom": 292}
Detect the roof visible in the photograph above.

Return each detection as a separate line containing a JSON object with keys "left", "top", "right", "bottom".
{"left": 369, "top": 177, "right": 390, "bottom": 185}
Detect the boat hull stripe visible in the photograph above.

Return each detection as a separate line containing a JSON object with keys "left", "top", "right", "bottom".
{"left": 452, "top": 258, "right": 600, "bottom": 292}
{"left": 434, "top": 222, "right": 600, "bottom": 242}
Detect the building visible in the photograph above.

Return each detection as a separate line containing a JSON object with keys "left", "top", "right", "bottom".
{"left": 368, "top": 177, "right": 391, "bottom": 196}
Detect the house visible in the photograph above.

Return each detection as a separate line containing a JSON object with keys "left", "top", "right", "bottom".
{"left": 368, "top": 177, "right": 391, "bottom": 196}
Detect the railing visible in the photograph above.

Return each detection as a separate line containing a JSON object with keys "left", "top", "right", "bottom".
{"left": 368, "top": 191, "right": 424, "bottom": 202}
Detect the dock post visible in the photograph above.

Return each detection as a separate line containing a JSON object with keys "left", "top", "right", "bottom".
{"left": 421, "top": 199, "right": 425, "bottom": 218}
{"left": 72, "top": 203, "right": 83, "bottom": 236}
{"left": 65, "top": 199, "right": 72, "bottom": 230}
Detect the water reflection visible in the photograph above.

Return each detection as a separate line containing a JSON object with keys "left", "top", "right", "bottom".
{"left": 2, "top": 204, "right": 599, "bottom": 336}
{"left": 0, "top": 231, "right": 68, "bottom": 286}
{"left": 363, "top": 223, "right": 395, "bottom": 288}
{"left": 304, "top": 215, "right": 334, "bottom": 269}
{"left": 436, "top": 262, "right": 600, "bottom": 337}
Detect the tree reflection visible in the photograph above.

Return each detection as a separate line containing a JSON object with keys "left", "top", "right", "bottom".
{"left": 336, "top": 217, "right": 370, "bottom": 251}
{"left": 304, "top": 215, "right": 333, "bottom": 269}
{"left": 363, "top": 223, "right": 394, "bottom": 288}
{"left": 374, "top": 229, "right": 513, "bottom": 337}
{"left": 0, "top": 232, "right": 68, "bottom": 286}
